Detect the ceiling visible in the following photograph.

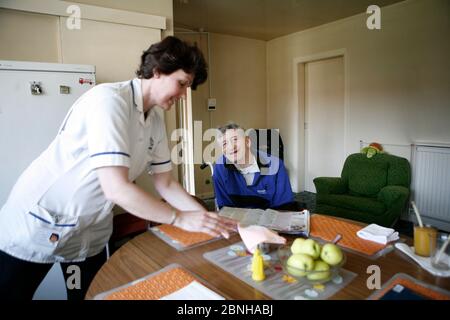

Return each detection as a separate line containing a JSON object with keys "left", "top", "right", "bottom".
{"left": 174, "top": 0, "right": 406, "bottom": 41}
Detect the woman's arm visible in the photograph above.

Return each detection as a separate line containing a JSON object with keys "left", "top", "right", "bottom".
{"left": 152, "top": 171, "right": 204, "bottom": 211}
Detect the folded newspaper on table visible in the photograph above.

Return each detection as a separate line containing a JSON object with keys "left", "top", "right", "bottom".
{"left": 218, "top": 206, "right": 310, "bottom": 236}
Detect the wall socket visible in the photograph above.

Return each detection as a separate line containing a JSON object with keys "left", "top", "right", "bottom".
{"left": 207, "top": 98, "right": 216, "bottom": 111}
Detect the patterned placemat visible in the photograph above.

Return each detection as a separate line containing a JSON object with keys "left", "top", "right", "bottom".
{"left": 150, "top": 224, "right": 218, "bottom": 251}
{"left": 94, "top": 264, "right": 221, "bottom": 300}
{"left": 368, "top": 273, "right": 450, "bottom": 300}
{"left": 310, "top": 215, "right": 391, "bottom": 257}
{"left": 203, "top": 242, "right": 357, "bottom": 300}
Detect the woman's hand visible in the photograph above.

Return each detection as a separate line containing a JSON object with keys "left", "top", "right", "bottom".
{"left": 173, "top": 210, "right": 238, "bottom": 239}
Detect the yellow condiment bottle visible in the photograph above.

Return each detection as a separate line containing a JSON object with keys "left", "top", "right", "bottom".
{"left": 251, "top": 248, "right": 265, "bottom": 281}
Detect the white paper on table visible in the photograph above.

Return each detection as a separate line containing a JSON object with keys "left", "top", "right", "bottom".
{"left": 238, "top": 224, "right": 286, "bottom": 254}
{"left": 159, "top": 280, "right": 225, "bottom": 300}
{"left": 395, "top": 243, "right": 450, "bottom": 278}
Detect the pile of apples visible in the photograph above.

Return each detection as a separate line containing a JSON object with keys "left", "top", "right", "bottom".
{"left": 286, "top": 238, "right": 344, "bottom": 281}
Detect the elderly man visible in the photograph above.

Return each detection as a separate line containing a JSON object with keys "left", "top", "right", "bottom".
{"left": 213, "top": 123, "right": 298, "bottom": 210}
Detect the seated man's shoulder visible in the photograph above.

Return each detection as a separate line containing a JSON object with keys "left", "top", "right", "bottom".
{"left": 257, "top": 150, "right": 282, "bottom": 161}
{"left": 257, "top": 152, "right": 285, "bottom": 174}
{"left": 213, "top": 156, "right": 232, "bottom": 178}
{"left": 214, "top": 155, "right": 228, "bottom": 169}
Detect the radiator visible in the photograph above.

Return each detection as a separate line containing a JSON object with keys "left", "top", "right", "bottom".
{"left": 411, "top": 143, "right": 450, "bottom": 231}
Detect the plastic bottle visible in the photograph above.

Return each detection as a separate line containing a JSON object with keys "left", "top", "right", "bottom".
{"left": 251, "top": 248, "right": 265, "bottom": 281}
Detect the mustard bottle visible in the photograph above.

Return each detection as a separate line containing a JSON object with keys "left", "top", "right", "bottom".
{"left": 252, "top": 248, "right": 266, "bottom": 281}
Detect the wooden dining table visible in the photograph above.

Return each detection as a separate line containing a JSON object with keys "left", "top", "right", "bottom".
{"left": 86, "top": 224, "right": 450, "bottom": 300}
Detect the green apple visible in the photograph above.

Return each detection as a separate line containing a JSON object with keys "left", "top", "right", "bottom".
{"left": 286, "top": 265, "right": 306, "bottom": 277}
{"left": 320, "top": 243, "right": 344, "bottom": 266}
{"left": 291, "top": 238, "right": 321, "bottom": 259}
{"left": 290, "top": 238, "right": 306, "bottom": 254}
{"left": 306, "top": 260, "right": 331, "bottom": 281}
{"left": 286, "top": 253, "right": 315, "bottom": 276}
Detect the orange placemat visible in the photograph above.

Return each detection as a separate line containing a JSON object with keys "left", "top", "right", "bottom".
{"left": 103, "top": 265, "right": 197, "bottom": 300}
{"left": 157, "top": 224, "right": 215, "bottom": 247}
{"left": 369, "top": 273, "right": 450, "bottom": 300}
{"left": 310, "top": 214, "right": 387, "bottom": 256}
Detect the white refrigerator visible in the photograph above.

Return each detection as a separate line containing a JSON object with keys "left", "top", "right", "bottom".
{"left": 0, "top": 60, "right": 96, "bottom": 299}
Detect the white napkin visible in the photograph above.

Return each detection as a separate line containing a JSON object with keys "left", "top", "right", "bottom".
{"left": 356, "top": 224, "right": 399, "bottom": 245}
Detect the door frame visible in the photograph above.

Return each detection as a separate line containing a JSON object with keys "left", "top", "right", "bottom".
{"left": 174, "top": 32, "right": 211, "bottom": 198}
{"left": 292, "top": 49, "right": 349, "bottom": 192}
{"left": 176, "top": 88, "right": 196, "bottom": 195}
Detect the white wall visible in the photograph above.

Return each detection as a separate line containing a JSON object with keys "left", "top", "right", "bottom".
{"left": 0, "top": 8, "right": 60, "bottom": 62}
{"left": 267, "top": 0, "right": 450, "bottom": 192}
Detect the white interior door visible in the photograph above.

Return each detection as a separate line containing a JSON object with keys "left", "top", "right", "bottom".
{"left": 175, "top": 33, "right": 211, "bottom": 198}
{"left": 304, "top": 56, "right": 345, "bottom": 192}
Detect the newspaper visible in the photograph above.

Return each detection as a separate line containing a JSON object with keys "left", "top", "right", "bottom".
{"left": 218, "top": 206, "right": 310, "bottom": 236}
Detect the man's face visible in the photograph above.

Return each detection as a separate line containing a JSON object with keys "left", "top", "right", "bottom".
{"left": 220, "top": 129, "right": 251, "bottom": 165}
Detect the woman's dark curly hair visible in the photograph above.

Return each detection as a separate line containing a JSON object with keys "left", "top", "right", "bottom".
{"left": 136, "top": 36, "right": 207, "bottom": 90}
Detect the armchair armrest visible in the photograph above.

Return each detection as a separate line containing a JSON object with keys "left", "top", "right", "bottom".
{"left": 377, "top": 185, "right": 410, "bottom": 207}
{"left": 313, "top": 177, "right": 347, "bottom": 195}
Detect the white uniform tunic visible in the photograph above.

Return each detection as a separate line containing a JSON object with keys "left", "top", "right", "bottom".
{"left": 0, "top": 78, "right": 172, "bottom": 263}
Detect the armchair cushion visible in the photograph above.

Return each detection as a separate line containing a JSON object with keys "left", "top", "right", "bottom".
{"left": 348, "top": 159, "right": 388, "bottom": 196}
{"left": 317, "top": 194, "right": 386, "bottom": 216}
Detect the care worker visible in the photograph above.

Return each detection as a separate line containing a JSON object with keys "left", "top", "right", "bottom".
{"left": 0, "top": 36, "right": 237, "bottom": 300}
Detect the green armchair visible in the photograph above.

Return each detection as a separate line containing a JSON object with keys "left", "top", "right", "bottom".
{"left": 313, "top": 153, "right": 411, "bottom": 227}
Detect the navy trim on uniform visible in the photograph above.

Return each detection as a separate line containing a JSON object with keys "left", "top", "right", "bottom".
{"left": 130, "top": 80, "right": 137, "bottom": 107}
{"left": 152, "top": 160, "right": 171, "bottom": 166}
{"left": 54, "top": 223, "right": 77, "bottom": 227}
{"left": 28, "top": 212, "right": 51, "bottom": 224}
{"left": 90, "top": 151, "right": 130, "bottom": 158}
{"left": 28, "top": 212, "right": 77, "bottom": 227}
